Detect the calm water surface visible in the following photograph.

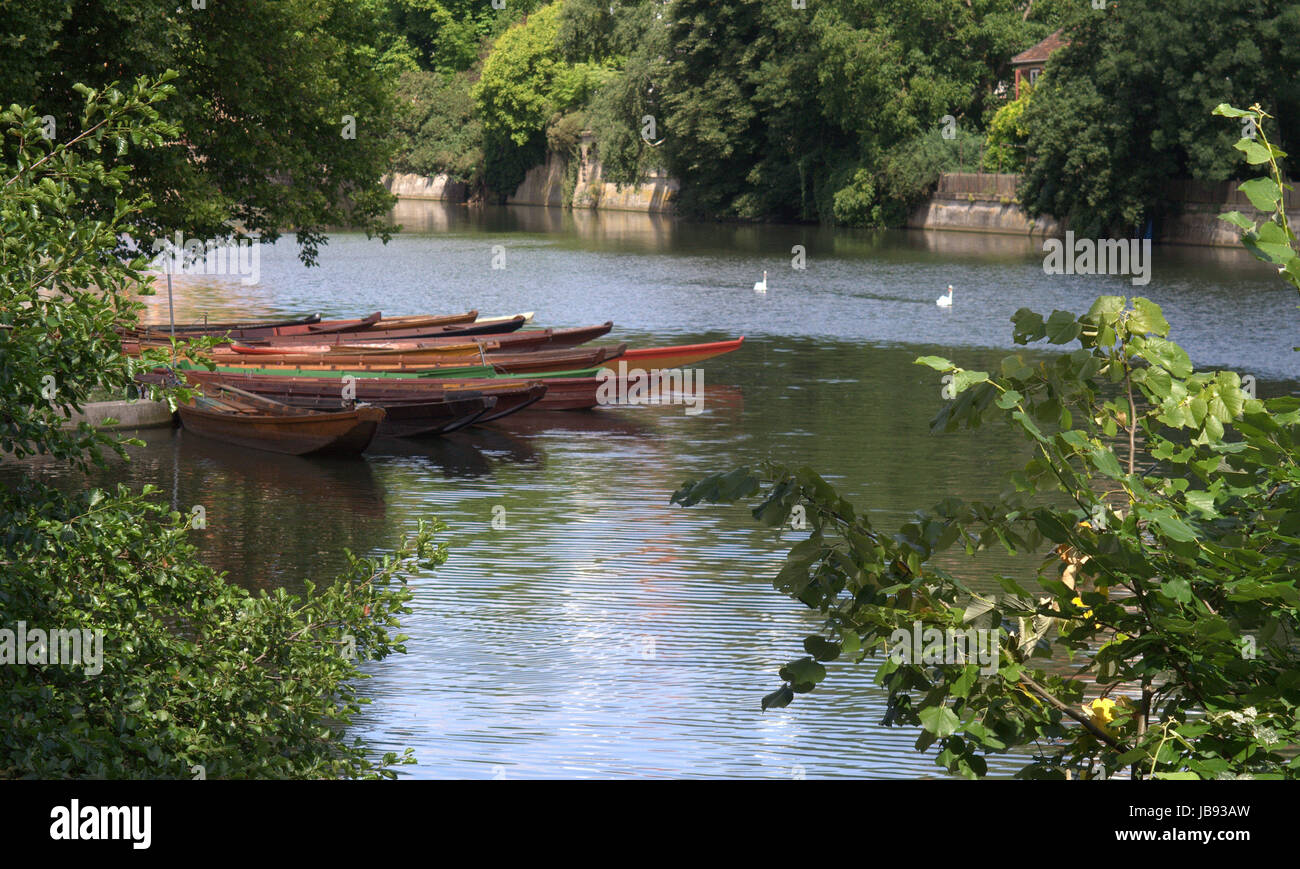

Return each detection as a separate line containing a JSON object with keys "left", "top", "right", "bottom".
{"left": 23, "top": 203, "right": 1300, "bottom": 778}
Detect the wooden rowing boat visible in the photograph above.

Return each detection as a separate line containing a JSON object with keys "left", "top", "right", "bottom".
{"left": 138, "top": 313, "right": 322, "bottom": 332}
{"left": 235, "top": 320, "right": 610, "bottom": 349}
{"left": 182, "top": 372, "right": 549, "bottom": 427}
{"left": 474, "top": 311, "right": 534, "bottom": 327}
{"left": 603, "top": 337, "right": 745, "bottom": 370}
{"left": 135, "top": 311, "right": 386, "bottom": 342}
{"left": 224, "top": 390, "right": 497, "bottom": 438}
{"left": 226, "top": 333, "right": 549, "bottom": 356}
{"left": 176, "top": 381, "right": 385, "bottom": 455}
{"left": 199, "top": 344, "right": 624, "bottom": 375}
{"left": 365, "top": 312, "right": 479, "bottom": 330}
{"left": 215, "top": 341, "right": 486, "bottom": 363}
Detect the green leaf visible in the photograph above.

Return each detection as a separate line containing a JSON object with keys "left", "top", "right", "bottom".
{"left": 1011, "top": 308, "right": 1046, "bottom": 344}
{"left": 1238, "top": 177, "right": 1282, "bottom": 213}
{"left": 1088, "top": 446, "right": 1124, "bottom": 479}
{"left": 918, "top": 705, "right": 961, "bottom": 738}
{"left": 1212, "top": 104, "right": 1254, "bottom": 119}
{"left": 1162, "top": 577, "right": 1192, "bottom": 604}
{"left": 963, "top": 593, "right": 997, "bottom": 623}
{"left": 803, "top": 636, "right": 841, "bottom": 662}
{"left": 1045, "top": 310, "right": 1082, "bottom": 345}
{"left": 915, "top": 355, "right": 953, "bottom": 371}
{"left": 1234, "top": 138, "right": 1274, "bottom": 165}
{"left": 1244, "top": 239, "right": 1297, "bottom": 265}
{"left": 1150, "top": 511, "right": 1198, "bottom": 542}
{"left": 779, "top": 657, "right": 826, "bottom": 687}
{"left": 1218, "top": 211, "right": 1255, "bottom": 232}
{"left": 952, "top": 369, "right": 989, "bottom": 393}
{"left": 1129, "top": 298, "right": 1170, "bottom": 337}
{"left": 761, "top": 685, "right": 794, "bottom": 711}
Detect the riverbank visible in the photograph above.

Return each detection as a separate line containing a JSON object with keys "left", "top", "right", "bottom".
{"left": 387, "top": 161, "right": 1293, "bottom": 249}
{"left": 386, "top": 134, "right": 677, "bottom": 214}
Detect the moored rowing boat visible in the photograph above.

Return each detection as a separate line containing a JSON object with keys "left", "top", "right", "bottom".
{"left": 182, "top": 372, "right": 549, "bottom": 430}
{"left": 607, "top": 337, "right": 745, "bottom": 370}
{"left": 197, "top": 344, "right": 625, "bottom": 375}
{"left": 176, "top": 381, "right": 385, "bottom": 455}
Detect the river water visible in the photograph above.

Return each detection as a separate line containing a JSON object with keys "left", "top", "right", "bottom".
{"left": 20, "top": 202, "right": 1300, "bottom": 778}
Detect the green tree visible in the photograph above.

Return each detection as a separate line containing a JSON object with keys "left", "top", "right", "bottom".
{"left": 605, "top": 0, "right": 1068, "bottom": 222}
{"left": 386, "top": 0, "right": 496, "bottom": 73}
{"left": 1019, "top": 0, "right": 1300, "bottom": 236}
{"left": 983, "top": 81, "right": 1033, "bottom": 174}
{"left": 672, "top": 105, "right": 1300, "bottom": 779}
{"left": 1, "top": 77, "right": 436, "bottom": 779}
{"left": 0, "top": 0, "right": 402, "bottom": 265}
{"left": 473, "top": 2, "right": 615, "bottom": 197}
{"left": 390, "top": 68, "right": 485, "bottom": 183}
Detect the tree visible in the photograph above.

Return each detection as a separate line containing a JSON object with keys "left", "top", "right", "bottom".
{"left": 672, "top": 105, "right": 1300, "bottom": 779}
{"left": 390, "top": 68, "right": 485, "bottom": 184}
{"left": 0, "top": 0, "right": 402, "bottom": 265}
{"left": 983, "top": 81, "right": 1033, "bottom": 174}
{"left": 590, "top": 0, "right": 1069, "bottom": 222}
{"left": 1019, "top": 0, "right": 1300, "bottom": 236}
{"left": 0, "top": 77, "right": 437, "bottom": 778}
{"left": 473, "top": 2, "right": 615, "bottom": 197}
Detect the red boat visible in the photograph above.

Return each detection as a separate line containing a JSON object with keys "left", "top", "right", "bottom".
{"left": 608, "top": 337, "right": 745, "bottom": 370}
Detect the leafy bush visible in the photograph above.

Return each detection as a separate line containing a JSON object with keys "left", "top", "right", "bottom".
{"left": 983, "top": 82, "right": 1032, "bottom": 174}
{"left": 831, "top": 128, "right": 985, "bottom": 227}
{"left": 390, "top": 68, "right": 484, "bottom": 183}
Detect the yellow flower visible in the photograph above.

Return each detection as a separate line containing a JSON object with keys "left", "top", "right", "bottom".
{"left": 1083, "top": 696, "right": 1133, "bottom": 735}
{"left": 1087, "top": 697, "right": 1118, "bottom": 727}
{"left": 1071, "top": 595, "right": 1093, "bottom": 619}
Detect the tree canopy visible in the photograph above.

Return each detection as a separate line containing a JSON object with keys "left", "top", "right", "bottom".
{"left": 0, "top": 0, "right": 402, "bottom": 264}
{"left": 1019, "top": 0, "right": 1300, "bottom": 235}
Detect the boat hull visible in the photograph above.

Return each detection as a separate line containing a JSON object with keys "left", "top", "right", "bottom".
{"left": 181, "top": 373, "right": 548, "bottom": 429}
{"left": 608, "top": 337, "right": 745, "bottom": 370}
{"left": 177, "top": 402, "right": 384, "bottom": 455}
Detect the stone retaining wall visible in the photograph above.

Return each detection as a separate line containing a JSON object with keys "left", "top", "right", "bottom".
{"left": 62, "top": 399, "right": 175, "bottom": 431}
{"left": 909, "top": 172, "right": 1296, "bottom": 247}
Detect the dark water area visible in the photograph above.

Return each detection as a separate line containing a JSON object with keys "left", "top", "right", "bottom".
{"left": 11, "top": 202, "right": 1298, "bottom": 777}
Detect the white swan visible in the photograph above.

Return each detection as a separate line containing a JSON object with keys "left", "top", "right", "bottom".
{"left": 753, "top": 271, "right": 768, "bottom": 293}
{"left": 936, "top": 284, "right": 953, "bottom": 307}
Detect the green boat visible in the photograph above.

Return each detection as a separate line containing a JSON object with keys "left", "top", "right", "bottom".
{"left": 179, "top": 361, "right": 601, "bottom": 381}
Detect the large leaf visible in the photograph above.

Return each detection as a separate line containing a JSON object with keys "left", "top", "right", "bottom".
{"left": 1238, "top": 177, "right": 1282, "bottom": 213}
{"left": 918, "top": 705, "right": 961, "bottom": 738}
{"left": 1129, "top": 298, "right": 1170, "bottom": 337}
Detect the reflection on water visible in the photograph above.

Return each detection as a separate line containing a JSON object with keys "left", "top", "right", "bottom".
{"left": 20, "top": 203, "right": 1297, "bottom": 777}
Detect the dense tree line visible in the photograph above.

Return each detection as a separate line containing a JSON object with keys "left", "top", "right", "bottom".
{"left": 390, "top": 0, "right": 1298, "bottom": 231}
{"left": 391, "top": 0, "right": 1076, "bottom": 220}
{"left": 2, "top": 1, "right": 1293, "bottom": 243}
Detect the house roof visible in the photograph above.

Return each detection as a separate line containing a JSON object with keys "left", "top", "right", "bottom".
{"left": 1011, "top": 30, "right": 1066, "bottom": 66}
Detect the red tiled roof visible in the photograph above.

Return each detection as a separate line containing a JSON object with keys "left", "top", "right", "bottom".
{"left": 1011, "top": 30, "right": 1066, "bottom": 66}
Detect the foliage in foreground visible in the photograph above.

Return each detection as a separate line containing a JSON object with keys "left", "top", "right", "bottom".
{"left": 673, "top": 105, "right": 1300, "bottom": 779}
{"left": 0, "top": 77, "right": 438, "bottom": 778}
